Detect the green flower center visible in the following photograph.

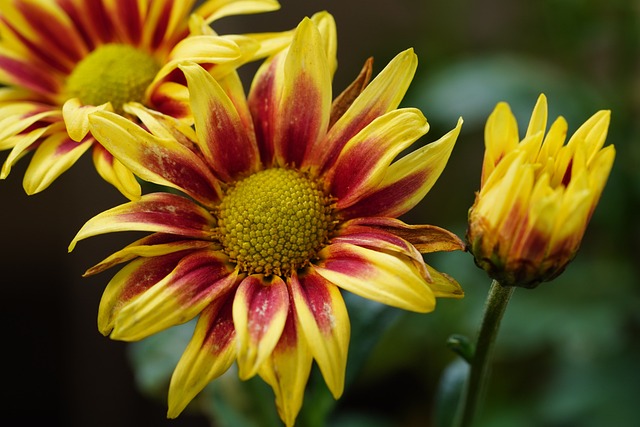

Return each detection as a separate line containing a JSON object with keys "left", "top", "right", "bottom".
{"left": 66, "top": 43, "right": 161, "bottom": 113}
{"left": 217, "top": 168, "right": 336, "bottom": 277}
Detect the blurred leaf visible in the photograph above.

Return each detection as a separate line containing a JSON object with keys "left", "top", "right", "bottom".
{"left": 201, "top": 371, "right": 281, "bottom": 427}
{"left": 128, "top": 320, "right": 196, "bottom": 401}
{"left": 434, "top": 358, "right": 469, "bottom": 427}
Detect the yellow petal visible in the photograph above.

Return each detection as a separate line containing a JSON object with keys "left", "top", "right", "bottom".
{"left": 233, "top": 275, "right": 289, "bottom": 380}
{"left": 168, "top": 295, "right": 237, "bottom": 418}
{"left": 315, "top": 242, "right": 436, "bottom": 313}
{"left": 291, "top": 271, "right": 350, "bottom": 398}
{"left": 258, "top": 308, "right": 313, "bottom": 427}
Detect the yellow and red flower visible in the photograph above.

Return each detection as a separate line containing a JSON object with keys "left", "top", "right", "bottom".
{"left": 69, "top": 16, "right": 465, "bottom": 426}
{"left": 467, "top": 94, "right": 615, "bottom": 288}
{"left": 0, "top": 0, "right": 280, "bottom": 197}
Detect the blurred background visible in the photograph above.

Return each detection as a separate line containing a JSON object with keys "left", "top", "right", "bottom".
{"left": 1, "top": 0, "right": 638, "bottom": 426}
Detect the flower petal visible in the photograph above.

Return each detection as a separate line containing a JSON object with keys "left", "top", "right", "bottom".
{"left": 181, "top": 62, "right": 260, "bottom": 181}
{"left": 233, "top": 275, "right": 289, "bottom": 380}
{"left": 62, "top": 97, "right": 112, "bottom": 142}
{"left": 84, "top": 232, "right": 217, "bottom": 276}
{"left": 69, "top": 193, "right": 216, "bottom": 251}
{"left": 424, "top": 264, "right": 464, "bottom": 299}
{"left": 311, "top": 48, "right": 418, "bottom": 173}
{"left": 1, "top": 121, "right": 63, "bottom": 179}
{"left": 96, "top": 251, "right": 183, "bottom": 335}
{"left": 168, "top": 292, "right": 237, "bottom": 418}
{"left": 104, "top": 250, "right": 239, "bottom": 341}
{"left": 195, "top": 0, "right": 281, "bottom": 24}
{"left": 290, "top": 270, "right": 349, "bottom": 399}
{"left": 0, "top": 47, "right": 63, "bottom": 96}
{"left": 339, "top": 117, "right": 462, "bottom": 219}
{"left": 88, "top": 109, "right": 221, "bottom": 205}
{"left": 147, "top": 81, "right": 191, "bottom": 120}
{"left": 329, "top": 108, "right": 429, "bottom": 209}
{"left": 259, "top": 302, "right": 313, "bottom": 427}
{"left": 0, "top": 0, "right": 86, "bottom": 74}
{"left": 23, "top": 131, "right": 93, "bottom": 194}
{"left": 343, "top": 217, "right": 465, "bottom": 253}
{"left": 333, "top": 220, "right": 430, "bottom": 280}
{"left": 151, "top": 34, "right": 242, "bottom": 87}
{"left": 314, "top": 242, "right": 435, "bottom": 313}
{"left": 0, "top": 103, "right": 59, "bottom": 144}
{"left": 483, "top": 102, "right": 519, "bottom": 186}
{"left": 274, "top": 17, "right": 331, "bottom": 168}
{"left": 329, "top": 57, "right": 373, "bottom": 128}
{"left": 101, "top": 0, "right": 144, "bottom": 45}
{"left": 248, "top": 51, "right": 281, "bottom": 165}
{"left": 91, "top": 145, "right": 142, "bottom": 200}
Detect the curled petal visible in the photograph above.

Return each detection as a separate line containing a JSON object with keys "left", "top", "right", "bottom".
{"left": 168, "top": 293, "right": 237, "bottom": 418}
{"left": 290, "top": 270, "right": 349, "bottom": 399}
{"left": 88, "top": 110, "right": 221, "bottom": 205}
{"left": 103, "top": 250, "right": 238, "bottom": 341}
{"left": 69, "top": 193, "right": 216, "bottom": 251}
{"left": 91, "top": 146, "right": 141, "bottom": 200}
{"left": 62, "top": 97, "right": 112, "bottom": 141}
{"left": 339, "top": 118, "right": 462, "bottom": 219}
{"left": 259, "top": 300, "right": 313, "bottom": 427}
{"left": 314, "top": 242, "right": 435, "bottom": 313}
{"left": 233, "top": 275, "right": 289, "bottom": 380}
{"left": 343, "top": 217, "right": 465, "bottom": 253}
{"left": 330, "top": 57, "right": 373, "bottom": 128}
{"left": 424, "top": 264, "right": 464, "bottom": 299}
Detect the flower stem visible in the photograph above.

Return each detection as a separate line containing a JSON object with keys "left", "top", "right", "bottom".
{"left": 456, "top": 279, "right": 515, "bottom": 427}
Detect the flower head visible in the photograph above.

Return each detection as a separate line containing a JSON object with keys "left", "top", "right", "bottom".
{"left": 69, "top": 15, "right": 465, "bottom": 426}
{"left": 0, "top": 0, "right": 280, "bottom": 197}
{"left": 467, "top": 94, "right": 615, "bottom": 288}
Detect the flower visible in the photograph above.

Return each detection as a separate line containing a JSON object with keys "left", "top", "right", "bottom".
{"left": 0, "top": 0, "right": 280, "bottom": 198}
{"left": 467, "top": 94, "right": 615, "bottom": 288}
{"left": 69, "top": 16, "right": 465, "bottom": 426}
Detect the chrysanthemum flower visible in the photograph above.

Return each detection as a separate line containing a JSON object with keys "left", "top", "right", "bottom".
{"left": 0, "top": 0, "right": 280, "bottom": 198}
{"left": 69, "top": 16, "right": 465, "bottom": 426}
{"left": 467, "top": 94, "right": 615, "bottom": 288}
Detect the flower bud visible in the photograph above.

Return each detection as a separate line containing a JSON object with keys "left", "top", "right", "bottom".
{"left": 467, "top": 94, "right": 615, "bottom": 288}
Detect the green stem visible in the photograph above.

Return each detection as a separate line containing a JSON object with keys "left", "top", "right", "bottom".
{"left": 456, "top": 279, "right": 515, "bottom": 427}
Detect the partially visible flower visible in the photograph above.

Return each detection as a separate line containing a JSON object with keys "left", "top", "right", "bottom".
{"left": 467, "top": 94, "right": 615, "bottom": 288}
{"left": 69, "top": 17, "right": 465, "bottom": 426}
{"left": 0, "top": 0, "right": 280, "bottom": 198}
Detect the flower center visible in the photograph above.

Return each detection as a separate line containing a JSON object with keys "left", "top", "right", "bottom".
{"left": 217, "top": 168, "right": 336, "bottom": 276}
{"left": 65, "top": 43, "right": 161, "bottom": 113}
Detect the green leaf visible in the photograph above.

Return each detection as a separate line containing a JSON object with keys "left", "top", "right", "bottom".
{"left": 434, "top": 359, "right": 469, "bottom": 427}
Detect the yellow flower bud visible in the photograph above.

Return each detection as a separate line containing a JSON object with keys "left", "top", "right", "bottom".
{"left": 467, "top": 94, "right": 615, "bottom": 288}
